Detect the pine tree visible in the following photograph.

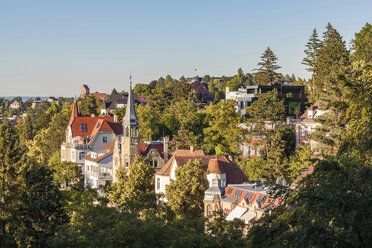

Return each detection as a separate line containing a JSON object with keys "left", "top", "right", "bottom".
{"left": 311, "top": 23, "right": 351, "bottom": 155}
{"left": 254, "top": 47, "right": 282, "bottom": 85}
{"left": 0, "top": 121, "right": 22, "bottom": 247}
{"left": 314, "top": 23, "right": 350, "bottom": 100}
{"left": 302, "top": 28, "right": 321, "bottom": 98}
{"left": 351, "top": 23, "right": 372, "bottom": 63}
{"left": 302, "top": 28, "right": 322, "bottom": 72}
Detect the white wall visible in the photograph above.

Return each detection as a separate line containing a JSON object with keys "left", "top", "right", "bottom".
{"left": 91, "top": 131, "right": 116, "bottom": 151}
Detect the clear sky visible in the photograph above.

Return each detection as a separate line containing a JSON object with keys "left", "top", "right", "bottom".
{"left": 0, "top": 0, "right": 371, "bottom": 97}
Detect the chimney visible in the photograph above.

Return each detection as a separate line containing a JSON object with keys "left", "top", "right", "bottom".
{"left": 190, "top": 145, "right": 194, "bottom": 153}
{"left": 163, "top": 135, "right": 169, "bottom": 163}
{"left": 114, "top": 114, "right": 118, "bottom": 122}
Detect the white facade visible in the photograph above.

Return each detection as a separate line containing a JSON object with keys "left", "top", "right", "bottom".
{"left": 85, "top": 153, "right": 113, "bottom": 188}
{"left": 225, "top": 86, "right": 258, "bottom": 115}
{"left": 89, "top": 131, "right": 117, "bottom": 151}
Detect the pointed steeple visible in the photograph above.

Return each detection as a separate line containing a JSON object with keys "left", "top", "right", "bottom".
{"left": 123, "top": 75, "right": 139, "bottom": 137}
{"left": 71, "top": 101, "right": 79, "bottom": 119}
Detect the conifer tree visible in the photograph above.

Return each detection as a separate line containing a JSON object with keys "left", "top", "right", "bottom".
{"left": 314, "top": 23, "right": 350, "bottom": 100}
{"left": 254, "top": 47, "right": 282, "bottom": 85}
{"left": 351, "top": 23, "right": 372, "bottom": 63}
{"left": 302, "top": 28, "right": 321, "bottom": 97}
{"left": 0, "top": 121, "right": 22, "bottom": 247}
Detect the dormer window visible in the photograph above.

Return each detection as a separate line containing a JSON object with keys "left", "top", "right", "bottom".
{"left": 81, "top": 124, "right": 87, "bottom": 132}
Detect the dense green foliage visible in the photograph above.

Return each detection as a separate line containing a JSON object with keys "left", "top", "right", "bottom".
{"left": 166, "top": 159, "right": 209, "bottom": 220}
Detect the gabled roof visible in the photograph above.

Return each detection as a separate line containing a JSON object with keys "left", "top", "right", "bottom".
{"left": 88, "top": 119, "right": 122, "bottom": 145}
{"left": 89, "top": 93, "right": 107, "bottom": 101}
{"left": 156, "top": 150, "right": 247, "bottom": 185}
{"left": 299, "top": 100, "right": 322, "bottom": 121}
{"left": 140, "top": 142, "right": 164, "bottom": 158}
{"left": 84, "top": 141, "right": 114, "bottom": 163}
{"left": 105, "top": 93, "right": 143, "bottom": 111}
{"left": 67, "top": 102, "right": 114, "bottom": 138}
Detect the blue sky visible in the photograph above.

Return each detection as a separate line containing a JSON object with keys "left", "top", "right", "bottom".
{"left": 0, "top": 0, "right": 371, "bottom": 96}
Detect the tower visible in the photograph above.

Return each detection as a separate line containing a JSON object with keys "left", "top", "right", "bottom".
{"left": 113, "top": 77, "right": 140, "bottom": 182}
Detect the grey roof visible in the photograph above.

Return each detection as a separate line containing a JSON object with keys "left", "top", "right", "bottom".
{"left": 123, "top": 82, "right": 138, "bottom": 125}
{"left": 221, "top": 195, "right": 239, "bottom": 203}
{"left": 204, "top": 185, "right": 224, "bottom": 201}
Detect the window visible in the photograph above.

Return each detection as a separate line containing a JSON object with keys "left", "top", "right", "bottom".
{"left": 307, "top": 126, "right": 311, "bottom": 135}
{"left": 207, "top": 205, "right": 212, "bottom": 217}
{"left": 157, "top": 177, "right": 160, "bottom": 190}
{"left": 79, "top": 152, "right": 86, "bottom": 160}
{"left": 154, "top": 160, "right": 158, "bottom": 168}
{"left": 103, "top": 136, "right": 107, "bottom": 143}
{"left": 81, "top": 124, "right": 87, "bottom": 132}
{"left": 125, "top": 160, "right": 129, "bottom": 168}
{"left": 301, "top": 126, "right": 306, "bottom": 136}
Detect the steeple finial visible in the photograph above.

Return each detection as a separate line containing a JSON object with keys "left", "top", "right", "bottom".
{"left": 123, "top": 72, "right": 139, "bottom": 137}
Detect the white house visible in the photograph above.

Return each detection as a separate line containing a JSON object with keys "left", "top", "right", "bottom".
{"left": 84, "top": 142, "right": 114, "bottom": 188}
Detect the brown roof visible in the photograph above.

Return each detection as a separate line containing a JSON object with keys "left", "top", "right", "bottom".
{"left": 84, "top": 141, "right": 114, "bottom": 163}
{"left": 89, "top": 93, "right": 107, "bottom": 101}
{"left": 88, "top": 120, "right": 122, "bottom": 145}
{"left": 140, "top": 143, "right": 164, "bottom": 158}
{"left": 299, "top": 100, "right": 322, "bottom": 121}
{"left": 156, "top": 150, "right": 247, "bottom": 185}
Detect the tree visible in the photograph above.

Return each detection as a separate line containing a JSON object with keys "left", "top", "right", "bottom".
{"left": 313, "top": 23, "right": 350, "bottom": 100}
{"left": 287, "top": 145, "right": 315, "bottom": 182}
{"left": 351, "top": 23, "right": 372, "bottom": 63}
{"left": 136, "top": 104, "right": 160, "bottom": 141}
{"left": 254, "top": 47, "right": 282, "bottom": 85}
{"left": 203, "top": 100, "right": 244, "bottom": 156}
{"left": 48, "top": 151, "right": 84, "bottom": 189}
{"left": 13, "top": 159, "right": 66, "bottom": 247}
{"left": 245, "top": 89, "right": 286, "bottom": 130}
{"left": 238, "top": 157, "right": 270, "bottom": 181}
{"left": 108, "top": 156, "right": 155, "bottom": 211}
{"left": 19, "top": 114, "right": 34, "bottom": 143}
{"left": 112, "top": 106, "right": 126, "bottom": 123}
{"left": 206, "top": 210, "right": 246, "bottom": 247}
{"left": 165, "top": 159, "right": 208, "bottom": 220}
{"left": 302, "top": 28, "right": 322, "bottom": 72}
{"left": 0, "top": 121, "right": 22, "bottom": 247}
{"left": 78, "top": 95, "right": 102, "bottom": 116}
{"left": 246, "top": 156, "right": 372, "bottom": 248}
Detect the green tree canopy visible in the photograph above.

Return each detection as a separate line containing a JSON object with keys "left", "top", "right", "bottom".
{"left": 165, "top": 159, "right": 209, "bottom": 220}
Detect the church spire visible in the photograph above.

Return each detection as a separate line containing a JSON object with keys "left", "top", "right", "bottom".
{"left": 123, "top": 74, "right": 139, "bottom": 137}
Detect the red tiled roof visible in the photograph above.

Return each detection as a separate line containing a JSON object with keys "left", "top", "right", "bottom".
{"left": 156, "top": 150, "right": 247, "bottom": 185}
{"left": 223, "top": 185, "right": 281, "bottom": 208}
{"left": 68, "top": 116, "right": 114, "bottom": 138}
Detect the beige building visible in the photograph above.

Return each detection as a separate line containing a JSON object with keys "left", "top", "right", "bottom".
{"left": 112, "top": 82, "right": 167, "bottom": 183}
{"left": 80, "top": 84, "right": 90, "bottom": 99}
